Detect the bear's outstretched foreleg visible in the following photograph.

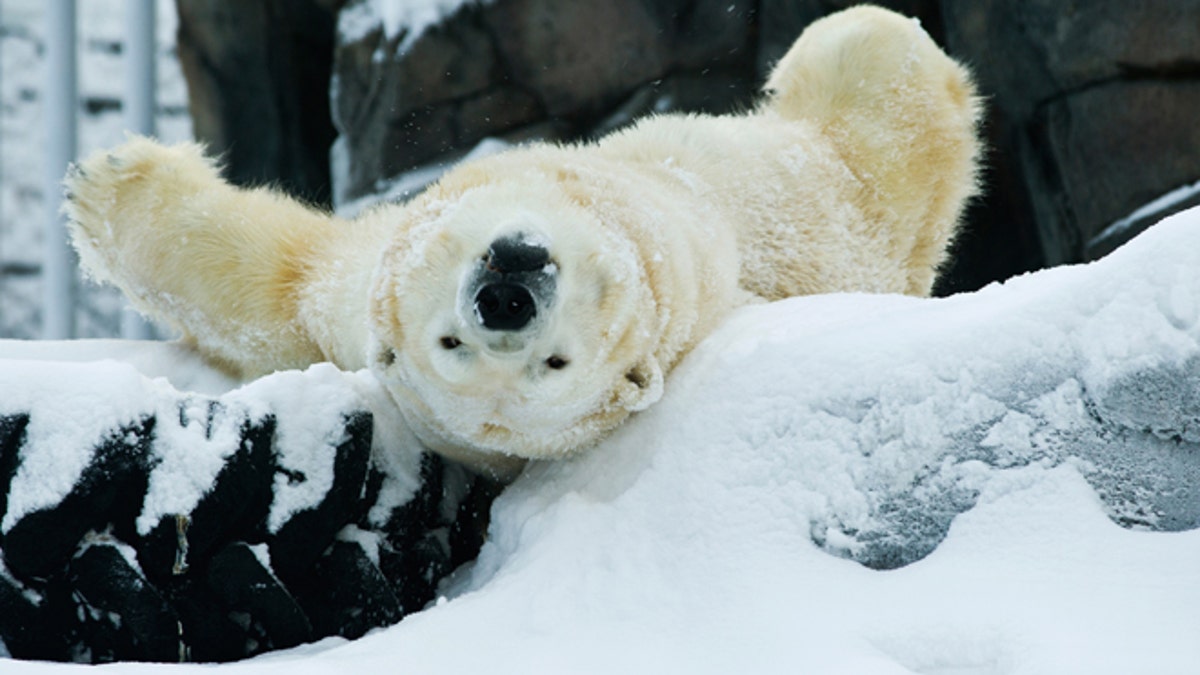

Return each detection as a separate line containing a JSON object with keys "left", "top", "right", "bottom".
{"left": 763, "top": 6, "right": 981, "bottom": 295}
{"left": 64, "top": 137, "right": 342, "bottom": 377}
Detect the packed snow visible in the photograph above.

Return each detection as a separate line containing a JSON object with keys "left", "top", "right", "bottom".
{"left": 3, "top": 207, "right": 1200, "bottom": 672}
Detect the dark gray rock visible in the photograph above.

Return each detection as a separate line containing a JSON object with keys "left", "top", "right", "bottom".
{"left": 943, "top": 0, "right": 1200, "bottom": 119}
{"left": 0, "top": 563, "right": 68, "bottom": 661}
{"left": 1032, "top": 80, "right": 1200, "bottom": 257}
{"left": 942, "top": 0, "right": 1200, "bottom": 268}
{"left": 207, "top": 542, "right": 312, "bottom": 652}
{"left": 269, "top": 412, "right": 372, "bottom": 588}
{"left": 330, "top": 0, "right": 760, "bottom": 206}
{"left": 0, "top": 415, "right": 27, "bottom": 526}
{"left": 174, "top": 0, "right": 340, "bottom": 205}
{"left": 3, "top": 418, "right": 154, "bottom": 583}
{"left": 137, "top": 412, "right": 276, "bottom": 582}
{"left": 483, "top": 0, "right": 670, "bottom": 118}
{"left": 330, "top": 4, "right": 532, "bottom": 203}
{"left": 68, "top": 540, "right": 180, "bottom": 663}
{"left": 301, "top": 540, "right": 403, "bottom": 640}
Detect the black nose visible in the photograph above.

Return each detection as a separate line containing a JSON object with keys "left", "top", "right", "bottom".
{"left": 486, "top": 236, "right": 550, "bottom": 274}
{"left": 475, "top": 282, "right": 536, "bottom": 331}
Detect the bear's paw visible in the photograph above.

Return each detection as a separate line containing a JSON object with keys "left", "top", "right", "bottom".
{"left": 63, "top": 136, "right": 220, "bottom": 285}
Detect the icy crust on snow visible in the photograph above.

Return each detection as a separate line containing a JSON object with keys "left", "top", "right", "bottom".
{"left": 0, "top": 353, "right": 422, "bottom": 538}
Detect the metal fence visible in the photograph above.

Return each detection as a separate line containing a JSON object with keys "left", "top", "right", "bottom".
{"left": 43, "top": 0, "right": 157, "bottom": 340}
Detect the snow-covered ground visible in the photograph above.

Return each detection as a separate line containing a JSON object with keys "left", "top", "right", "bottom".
{"left": 3, "top": 1, "right": 1199, "bottom": 670}
{"left": 4, "top": 206, "right": 1200, "bottom": 673}
{"left": 0, "top": 0, "right": 191, "bottom": 338}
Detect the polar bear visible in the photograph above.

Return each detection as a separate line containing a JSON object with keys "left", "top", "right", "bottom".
{"left": 65, "top": 6, "right": 980, "bottom": 477}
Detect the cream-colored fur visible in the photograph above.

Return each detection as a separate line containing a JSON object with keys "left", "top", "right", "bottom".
{"left": 65, "top": 6, "right": 980, "bottom": 477}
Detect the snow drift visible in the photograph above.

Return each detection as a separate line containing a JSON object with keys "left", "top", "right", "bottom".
{"left": 5, "top": 207, "right": 1200, "bottom": 673}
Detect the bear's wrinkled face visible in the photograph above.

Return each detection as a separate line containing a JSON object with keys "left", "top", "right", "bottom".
{"left": 367, "top": 180, "right": 664, "bottom": 465}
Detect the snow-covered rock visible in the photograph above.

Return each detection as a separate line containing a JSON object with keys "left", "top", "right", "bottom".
{"left": 0, "top": 351, "right": 488, "bottom": 662}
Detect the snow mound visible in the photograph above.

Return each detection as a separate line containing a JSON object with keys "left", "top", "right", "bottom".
{"left": 6, "top": 208, "right": 1200, "bottom": 672}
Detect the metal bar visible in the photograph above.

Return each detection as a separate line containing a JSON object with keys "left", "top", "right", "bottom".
{"left": 120, "top": 0, "right": 158, "bottom": 339}
{"left": 42, "top": 0, "right": 78, "bottom": 339}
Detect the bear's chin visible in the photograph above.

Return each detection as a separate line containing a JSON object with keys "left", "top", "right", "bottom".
{"left": 392, "top": 386, "right": 633, "bottom": 479}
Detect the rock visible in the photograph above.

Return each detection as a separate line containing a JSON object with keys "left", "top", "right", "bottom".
{"left": 670, "top": 0, "right": 757, "bottom": 73}
{"left": 268, "top": 411, "right": 373, "bottom": 587}
{"left": 138, "top": 414, "right": 276, "bottom": 581}
{"left": 0, "top": 564, "right": 68, "bottom": 661}
{"left": 0, "top": 357, "right": 497, "bottom": 663}
{"left": 484, "top": 0, "right": 670, "bottom": 118}
{"left": 206, "top": 542, "right": 312, "bottom": 653}
{"left": 1030, "top": 80, "right": 1200, "bottom": 258}
{"left": 301, "top": 539, "right": 402, "bottom": 639}
{"left": 330, "top": 4, "right": 517, "bottom": 203}
{"left": 174, "top": 0, "right": 339, "bottom": 205}
{"left": 0, "top": 414, "right": 27, "bottom": 526}
{"left": 378, "top": 528, "right": 452, "bottom": 615}
{"left": 942, "top": 0, "right": 1200, "bottom": 267}
{"left": 943, "top": 0, "right": 1200, "bottom": 119}
{"left": 330, "top": 0, "right": 761, "bottom": 207}
{"left": 361, "top": 454, "right": 497, "bottom": 615}
{"left": 3, "top": 418, "right": 154, "bottom": 582}
{"left": 67, "top": 539, "right": 180, "bottom": 663}
{"left": 165, "top": 577, "right": 252, "bottom": 663}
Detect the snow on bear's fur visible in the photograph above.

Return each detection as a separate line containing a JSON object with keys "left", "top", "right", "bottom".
{"left": 64, "top": 7, "right": 981, "bottom": 478}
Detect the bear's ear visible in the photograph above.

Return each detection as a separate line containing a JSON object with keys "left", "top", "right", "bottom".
{"left": 623, "top": 357, "right": 664, "bottom": 412}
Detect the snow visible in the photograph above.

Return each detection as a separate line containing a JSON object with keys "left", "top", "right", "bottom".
{"left": 333, "top": 136, "right": 512, "bottom": 217}
{"left": 1091, "top": 178, "right": 1200, "bottom": 249}
{"left": 230, "top": 365, "right": 367, "bottom": 534}
{"left": 0, "top": 355, "right": 207, "bottom": 534}
{"left": 135, "top": 394, "right": 245, "bottom": 536}
{"left": 337, "top": 0, "right": 494, "bottom": 55}
{"left": 0, "top": 339, "right": 237, "bottom": 394}
{"left": 3, "top": 203, "right": 1200, "bottom": 671}
{"left": 0, "top": 358, "right": 165, "bottom": 533}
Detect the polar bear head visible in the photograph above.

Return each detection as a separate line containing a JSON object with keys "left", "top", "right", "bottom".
{"left": 366, "top": 172, "right": 666, "bottom": 470}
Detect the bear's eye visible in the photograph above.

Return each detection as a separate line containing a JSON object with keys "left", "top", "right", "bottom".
{"left": 546, "top": 355, "right": 569, "bottom": 370}
{"left": 379, "top": 347, "right": 397, "bottom": 366}
{"left": 440, "top": 336, "right": 462, "bottom": 350}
